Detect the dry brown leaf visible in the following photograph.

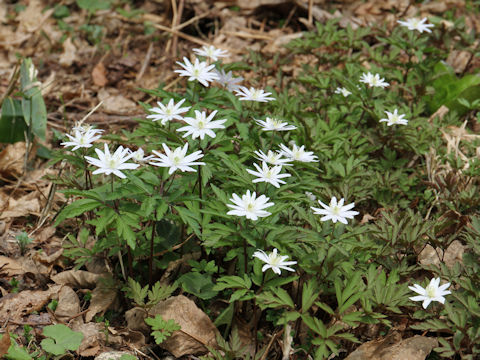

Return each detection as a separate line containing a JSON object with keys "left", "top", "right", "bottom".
{"left": 16, "top": 0, "right": 48, "bottom": 33}
{"left": 418, "top": 245, "right": 442, "bottom": 267}
{"left": 0, "top": 3, "right": 6, "bottom": 24}
{"left": 125, "top": 307, "right": 149, "bottom": 334}
{"left": 85, "top": 283, "right": 118, "bottom": 322}
{"left": 0, "top": 285, "right": 61, "bottom": 322}
{"left": 92, "top": 62, "right": 108, "bottom": 87}
{"left": 54, "top": 286, "right": 81, "bottom": 321}
{"left": 98, "top": 88, "right": 137, "bottom": 113}
{"left": 51, "top": 269, "right": 102, "bottom": 288}
{"left": 149, "top": 295, "right": 219, "bottom": 357}
{"left": 0, "top": 256, "right": 25, "bottom": 277}
{"left": 428, "top": 105, "right": 449, "bottom": 123}
{"left": 446, "top": 50, "right": 472, "bottom": 74}
{"left": 33, "top": 247, "right": 64, "bottom": 266}
{"left": 0, "top": 142, "right": 26, "bottom": 178}
{"left": 71, "top": 322, "right": 103, "bottom": 357}
{"left": 0, "top": 192, "right": 41, "bottom": 220}
{"left": 59, "top": 37, "right": 77, "bottom": 67}
{"left": 444, "top": 240, "right": 464, "bottom": 268}
{"left": 345, "top": 335, "right": 438, "bottom": 360}
{"left": 34, "top": 226, "right": 56, "bottom": 244}
{"left": 0, "top": 331, "right": 11, "bottom": 357}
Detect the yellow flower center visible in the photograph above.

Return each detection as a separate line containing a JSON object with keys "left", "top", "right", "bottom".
{"left": 331, "top": 206, "right": 341, "bottom": 215}
{"left": 426, "top": 284, "right": 436, "bottom": 298}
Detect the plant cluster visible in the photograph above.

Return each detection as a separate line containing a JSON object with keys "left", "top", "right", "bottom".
{"left": 46, "top": 14, "right": 480, "bottom": 360}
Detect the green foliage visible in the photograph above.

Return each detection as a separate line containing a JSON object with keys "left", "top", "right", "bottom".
{"left": 428, "top": 61, "right": 480, "bottom": 114}
{"left": 145, "top": 315, "right": 181, "bottom": 344}
{"left": 0, "top": 58, "right": 46, "bottom": 144}
{"left": 123, "top": 278, "right": 177, "bottom": 309}
{"left": 15, "top": 232, "right": 32, "bottom": 255}
{"left": 40, "top": 324, "right": 83, "bottom": 356}
{"left": 76, "top": 0, "right": 111, "bottom": 14}
{"left": 53, "top": 13, "right": 480, "bottom": 360}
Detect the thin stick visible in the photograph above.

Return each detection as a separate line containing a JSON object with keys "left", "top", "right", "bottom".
{"left": 136, "top": 42, "right": 154, "bottom": 82}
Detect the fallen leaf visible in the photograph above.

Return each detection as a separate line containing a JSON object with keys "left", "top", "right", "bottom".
{"left": 16, "top": 0, "right": 47, "bottom": 33}
{"left": 0, "top": 142, "right": 26, "bottom": 178}
{"left": 51, "top": 269, "right": 102, "bottom": 288}
{"left": 85, "top": 282, "right": 118, "bottom": 322}
{"left": 0, "top": 256, "right": 25, "bottom": 277}
{"left": 55, "top": 286, "right": 81, "bottom": 321}
{"left": 0, "top": 192, "right": 41, "bottom": 220}
{"left": 443, "top": 240, "right": 464, "bottom": 268}
{"left": 92, "top": 62, "right": 108, "bottom": 87}
{"left": 345, "top": 335, "right": 438, "bottom": 360}
{"left": 0, "top": 331, "right": 11, "bottom": 357}
{"left": 59, "top": 38, "right": 77, "bottom": 67}
{"left": 148, "top": 295, "right": 219, "bottom": 357}
{"left": 125, "top": 307, "right": 149, "bottom": 334}
{"left": 71, "top": 322, "right": 103, "bottom": 357}
{"left": 0, "top": 285, "right": 61, "bottom": 322}
{"left": 418, "top": 245, "right": 442, "bottom": 267}
{"left": 98, "top": 88, "right": 137, "bottom": 113}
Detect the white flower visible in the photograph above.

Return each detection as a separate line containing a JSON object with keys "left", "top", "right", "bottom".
{"left": 128, "top": 148, "right": 155, "bottom": 163}
{"left": 226, "top": 190, "right": 274, "bottom": 220}
{"left": 335, "top": 87, "right": 352, "bottom": 97}
{"left": 254, "top": 150, "right": 293, "bottom": 166}
{"left": 253, "top": 248, "right": 297, "bottom": 275}
{"left": 235, "top": 86, "right": 275, "bottom": 102}
{"left": 311, "top": 196, "right": 359, "bottom": 224}
{"left": 359, "top": 72, "right": 389, "bottom": 88}
{"left": 193, "top": 45, "right": 229, "bottom": 61}
{"left": 409, "top": 278, "right": 451, "bottom": 309}
{"left": 215, "top": 69, "right": 243, "bottom": 92}
{"left": 146, "top": 99, "right": 190, "bottom": 125}
{"left": 61, "top": 128, "right": 102, "bottom": 151}
{"left": 177, "top": 110, "right": 227, "bottom": 140}
{"left": 397, "top": 18, "right": 434, "bottom": 33}
{"left": 85, "top": 144, "right": 139, "bottom": 179}
{"left": 279, "top": 143, "right": 318, "bottom": 163}
{"left": 305, "top": 191, "right": 316, "bottom": 201}
{"left": 174, "top": 57, "right": 219, "bottom": 87}
{"left": 149, "top": 143, "right": 205, "bottom": 175}
{"left": 72, "top": 123, "right": 104, "bottom": 136}
{"left": 379, "top": 109, "right": 409, "bottom": 126}
{"left": 255, "top": 117, "right": 297, "bottom": 131}
{"left": 246, "top": 162, "right": 291, "bottom": 188}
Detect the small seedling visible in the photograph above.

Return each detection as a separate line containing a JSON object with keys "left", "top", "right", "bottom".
{"left": 15, "top": 232, "right": 32, "bottom": 255}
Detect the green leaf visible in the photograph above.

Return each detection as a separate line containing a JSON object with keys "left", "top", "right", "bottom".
{"left": 302, "top": 279, "right": 320, "bottom": 313}
{"left": 116, "top": 215, "right": 137, "bottom": 249}
{"left": 145, "top": 315, "right": 181, "bottom": 344}
{"left": 55, "top": 198, "right": 102, "bottom": 225}
{"left": 40, "top": 324, "right": 83, "bottom": 356}
{"left": 76, "top": 0, "right": 111, "bottom": 13}
{"left": 147, "top": 282, "right": 177, "bottom": 306}
{"left": 177, "top": 272, "right": 218, "bottom": 300}
{"left": 0, "top": 98, "right": 27, "bottom": 143}
{"left": 174, "top": 206, "right": 202, "bottom": 237}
